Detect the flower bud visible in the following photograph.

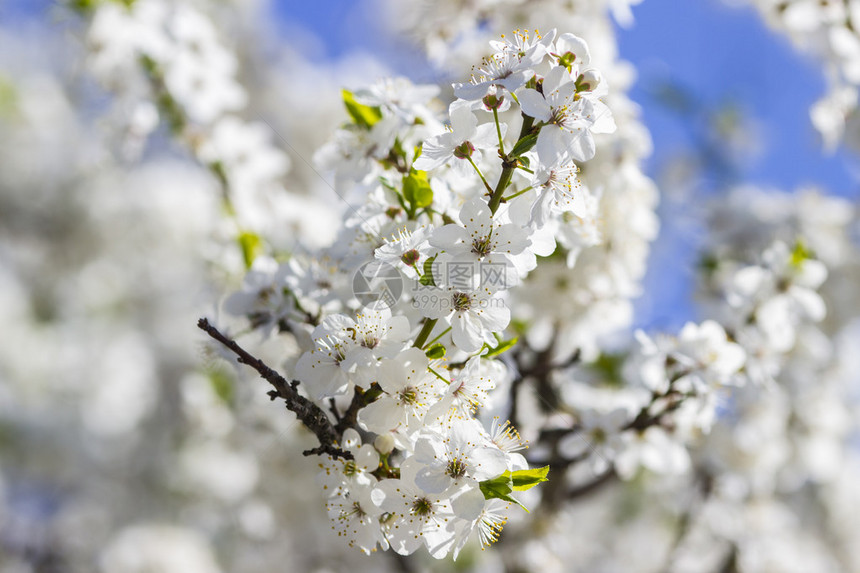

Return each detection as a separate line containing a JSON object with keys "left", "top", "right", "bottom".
{"left": 557, "top": 51, "right": 577, "bottom": 70}
{"left": 374, "top": 433, "right": 395, "bottom": 455}
{"left": 576, "top": 69, "right": 601, "bottom": 92}
{"left": 482, "top": 92, "right": 505, "bottom": 110}
{"left": 400, "top": 249, "right": 420, "bottom": 266}
{"left": 385, "top": 206, "right": 402, "bottom": 219}
{"left": 453, "top": 140, "right": 475, "bottom": 159}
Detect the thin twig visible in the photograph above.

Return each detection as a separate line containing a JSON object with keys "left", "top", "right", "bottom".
{"left": 566, "top": 469, "right": 616, "bottom": 499}
{"left": 334, "top": 384, "right": 382, "bottom": 437}
{"left": 197, "top": 318, "right": 352, "bottom": 460}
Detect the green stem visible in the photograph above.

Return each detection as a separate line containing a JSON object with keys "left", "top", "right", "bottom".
{"left": 428, "top": 366, "right": 452, "bottom": 384}
{"left": 413, "top": 318, "right": 437, "bottom": 348}
{"left": 493, "top": 108, "right": 505, "bottom": 156}
{"left": 468, "top": 156, "right": 494, "bottom": 195}
{"left": 426, "top": 326, "right": 452, "bottom": 347}
{"left": 488, "top": 114, "right": 535, "bottom": 215}
{"left": 502, "top": 186, "right": 533, "bottom": 202}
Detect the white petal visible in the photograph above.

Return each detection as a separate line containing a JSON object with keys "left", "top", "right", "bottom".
{"left": 555, "top": 33, "right": 591, "bottom": 65}
{"left": 517, "top": 88, "right": 552, "bottom": 122}
{"left": 449, "top": 99, "right": 478, "bottom": 141}
{"left": 453, "top": 81, "right": 492, "bottom": 101}
{"left": 450, "top": 482, "right": 485, "bottom": 521}
{"left": 452, "top": 312, "right": 485, "bottom": 353}
{"left": 357, "top": 398, "right": 403, "bottom": 433}
{"left": 459, "top": 197, "right": 493, "bottom": 236}
{"left": 469, "top": 447, "right": 508, "bottom": 481}
{"left": 430, "top": 224, "right": 470, "bottom": 249}
{"left": 490, "top": 224, "right": 530, "bottom": 255}
{"left": 416, "top": 466, "right": 452, "bottom": 494}
{"left": 414, "top": 135, "right": 454, "bottom": 171}
{"left": 472, "top": 123, "right": 503, "bottom": 149}
{"left": 476, "top": 300, "right": 510, "bottom": 332}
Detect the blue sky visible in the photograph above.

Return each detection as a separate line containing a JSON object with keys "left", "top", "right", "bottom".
{"left": 6, "top": 0, "right": 856, "bottom": 196}
{"left": 7, "top": 0, "right": 856, "bottom": 330}
{"left": 620, "top": 0, "right": 858, "bottom": 195}
{"left": 276, "top": 0, "right": 859, "bottom": 329}
{"left": 277, "top": 0, "right": 858, "bottom": 195}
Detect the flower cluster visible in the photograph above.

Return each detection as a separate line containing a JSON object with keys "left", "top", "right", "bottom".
{"left": 215, "top": 29, "right": 620, "bottom": 558}
{"left": 749, "top": 0, "right": 860, "bottom": 149}
{"left": 82, "top": 0, "right": 325, "bottom": 251}
{"left": 6, "top": 1, "right": 860, "bottom": 572}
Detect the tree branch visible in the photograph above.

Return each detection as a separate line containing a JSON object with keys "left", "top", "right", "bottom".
{"left": 566, "top": 469, "right": 616, "bottom": 499}
{"left": 334, "top": 383, "right": 382, "bottom": 437}
{"left": 197, "top": 318, "right": 352, "bottom": 460}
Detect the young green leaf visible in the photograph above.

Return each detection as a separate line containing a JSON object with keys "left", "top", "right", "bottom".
{"left": 207, "top": 368, "right": 235, "bottom": 404}
{"left": 509, "top": 132, "right": 539, "bottom": 157}
{"left": 484, "top": 336, "right": 518, "bottom": 358}
{"left": 238, "top": 231, "right": 263, "bottom": 269}
{"left": 403, "top": 169, "right": 434, "bottom": 209}
{"left": 789, "top": 239, "right": 813, "bottom": 268}
{"left": 419, "top": 255, "right": 437, "bottom": 287}
{"left": 510, "top": 466, "right": 550, "bottom": 491}
{"left": 479, "top": 473, "right": 528, "bottom": 512}
{"left": 425, "top": 344, "right": 447, "bottom": 359}
{"left": 342, "top": 89, "right": 382, "bottom": 129}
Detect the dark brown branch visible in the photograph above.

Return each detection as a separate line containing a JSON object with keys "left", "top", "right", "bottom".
{"left": 334, "top": 384, "right": 382, "bottom": 438}
{"left": 566, "top": 469, "right": 616, "bottom": 499}
{"left": 197, "top": 318, "right": 352, "bottom": 460}
{"left": 390, "top": 553, "right": 418, "bottom": 573}
{"left": 625, "top": 391, "right": 689, "bottom": 432}
{"left": 718, "top": 548, "right": 738, "bottom": 573}
{"left": 328, "top": 398, "right": 342, "bottom": 424}
{"left": 662, "top": 471, "right": 714, "bottom": 571}
{"left": 509, "top": 342, "right": 580, "bottom": 426}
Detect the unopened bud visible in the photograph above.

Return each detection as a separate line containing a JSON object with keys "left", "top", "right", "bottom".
{"left": 576, "top": 69, "right": 601, "bottom": 92}
{"left": 453, "top": 140, "right": 475, "bottom": 159}
{"left": 374, "top": 433, "right": 395, "bottom": 455}
{"left": 557, "top": 51, "right": 577, "bottom": 70}
{"left": 482, "top": 92, "right": 505, "bottom": 110}
{"left": 400, "top": 249, "right": 420, "bottom": 266}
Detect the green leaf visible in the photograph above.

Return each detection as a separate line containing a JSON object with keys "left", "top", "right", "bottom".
{"left": 479, "top": 473, "right": 512, "bottom": 498}
{"left": 0, "top": 76, "right": 17, "bottom": 119}
{"left": 70, "top": 0, "right": 132, "bottom": 12}
{"left": 510, "top": 318, "right": 529, "bottom": 336}
{"left": 403, "top": 169, "right": 434, "bottom": 209}
{"left": 590, "top": 352, "right": 626, "bottom": 388}
{"left": 419, "top": 255, "right": 437, "bottom": 287}
{"left": 479, "top": 473, "right": 528, "bottom": 512}
{"left": 238, "top": 231, "right": 263, "bottom": 269}
{"left": 484, "top": 336, "right": 518, "bottom": 358}
{"left": 510, "top": 132, "right": 538, "bottom": 157}
{"left": 789, "top": 239, "right": 813, "bottom": 268}
{"left": 698, "top": 252, "right": 719, "bottom": 276}
{"left": 207, "top": 368, "right": 234, "bottom": 404}
{"left": 342, "top": 89, "right": 382, "bottom": 129}
{"left": 425, "top": 344, "right": 446, "bottom": 359}
{"left": 510, "top": 466, "right": 549, "bottom": 491}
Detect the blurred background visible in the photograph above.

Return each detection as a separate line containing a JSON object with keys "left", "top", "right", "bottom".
{"left": 1, "top": 0, "right": 858, "bottom": 571}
